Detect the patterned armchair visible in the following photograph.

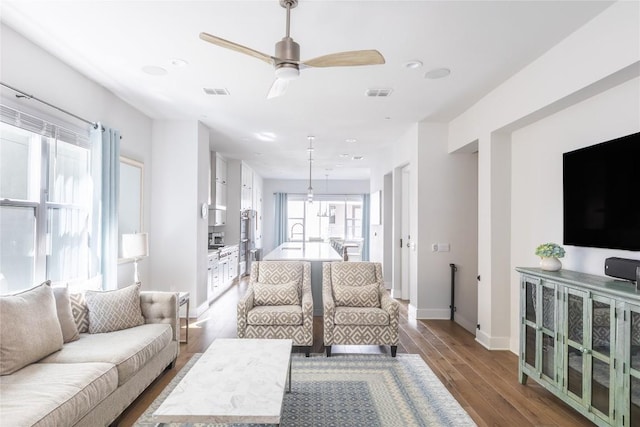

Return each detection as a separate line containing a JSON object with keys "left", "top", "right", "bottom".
{"left": 237, "top": 261, "right": 313, "bottom": 356}
{"left": 323, "top": 262, "right": 399, "bottom": 357}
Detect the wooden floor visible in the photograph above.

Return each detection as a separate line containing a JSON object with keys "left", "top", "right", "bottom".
{"left": 117, "top": 277, "right": 594, "bottom": 426}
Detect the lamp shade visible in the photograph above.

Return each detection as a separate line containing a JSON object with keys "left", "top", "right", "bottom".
{"left": 122, "top": 233, "right": 148, "bottom": 259}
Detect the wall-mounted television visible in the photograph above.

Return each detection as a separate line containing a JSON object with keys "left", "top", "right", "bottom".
{"left": 563, "top": 131, "right": 640, "bottom": 251}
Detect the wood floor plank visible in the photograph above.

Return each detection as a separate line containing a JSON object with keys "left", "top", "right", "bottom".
{"left": 116, "top": 278, "right": 596, "bottom": 426}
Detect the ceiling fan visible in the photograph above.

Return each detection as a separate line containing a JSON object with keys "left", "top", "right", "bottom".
{"left": 199, "top": 0, "right": 385, "bottom": 99}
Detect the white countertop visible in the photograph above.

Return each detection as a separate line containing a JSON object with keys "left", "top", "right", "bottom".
{"left": 263, "top": 242, "right": 343, "bottom": 262}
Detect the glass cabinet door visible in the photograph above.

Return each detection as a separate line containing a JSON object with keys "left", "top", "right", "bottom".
{"left": 589, "top": 295, "right": 614, "bottom": 423}
{"left": 565, "top": 288, "right": 588, "bottom": 403}
{"left": 626, "top": 304, "right": 640, "bottom": 426}
{"left": 520, "top": 276, "right": 558, "bottom": 386}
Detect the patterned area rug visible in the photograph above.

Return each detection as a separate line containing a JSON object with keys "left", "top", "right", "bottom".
{"left": 135, "top": 353, "right": 476, "bottom": 427}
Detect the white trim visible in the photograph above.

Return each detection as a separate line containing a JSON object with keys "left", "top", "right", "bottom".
{"left": 475, "top": 329, "right": 511, "bottom": 350}
{"left": 414, "top": 308, "right": 450, "bottom": 320}
{"left": 407, "top": 303, "right": 417, "bottom": 320}
{"left": 452, "top": 313, "right": 477, "bottom": 334}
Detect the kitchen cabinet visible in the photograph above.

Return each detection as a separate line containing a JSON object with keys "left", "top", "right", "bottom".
{"left": 241, "top": 163, "right": 253, "bottom": 211}
{"left": 517, "top": 268, "right": 640, "bottom": 427}
{"left": 207, "top": 251, "right": 220, "bottom": 303}
{"left": 210, "top": 152, "right": 227, "bottom": 210}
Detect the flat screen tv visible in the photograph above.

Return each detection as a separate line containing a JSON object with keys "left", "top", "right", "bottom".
{"left": 563, "top": 131, "right": 640, "bottom": 251}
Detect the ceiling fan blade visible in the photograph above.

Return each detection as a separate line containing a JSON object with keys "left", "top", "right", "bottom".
{"left": 199, "top": 32, "right": 274, "bottom": 65}
{"left": 267, "top": 78, "right": 290, "bottom": 99}
{"left": 302, "top": 50, "right": 385, "bottom": 68}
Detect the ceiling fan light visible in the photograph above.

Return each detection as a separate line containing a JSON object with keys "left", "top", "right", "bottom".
{"left": 275, "top": 65, "right": 300, "bottom": 80}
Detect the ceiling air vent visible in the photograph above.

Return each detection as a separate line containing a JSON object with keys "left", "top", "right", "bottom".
{"left": 203, "top": 88, "right": 230, "bottom": 95}
{"left": 365, "top": 88, "right": 393, "bottom": 97}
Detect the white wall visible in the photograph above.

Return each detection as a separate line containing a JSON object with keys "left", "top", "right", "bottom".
{"left": 441, "top": 0, "right": 639, "bottom": 350}
{"left": 0, "top": 24, "right": 154, "bottom": 289}
{"left": 150, "top": 120, "right": 211, "bottom": 314}
{"left": 414, "top": 123, "right": 479, "bottom": 332}
{"left": 510, "top": 76, "right": 640, "bottom": 352}
{"left": 261, "top": 179, "right": 370, "bottom": 254}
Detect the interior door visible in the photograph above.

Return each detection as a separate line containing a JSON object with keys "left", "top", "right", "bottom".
{"left": 401, "top": 165, "right": 411, "bottom": 300}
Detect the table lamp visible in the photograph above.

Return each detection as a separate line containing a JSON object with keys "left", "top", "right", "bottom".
{"left": 122, "top": 233, "right": 148, "bottom": 284}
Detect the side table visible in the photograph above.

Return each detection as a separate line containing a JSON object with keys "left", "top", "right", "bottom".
{"left": 178, "top": 292, "right": 189, "bottom": 344}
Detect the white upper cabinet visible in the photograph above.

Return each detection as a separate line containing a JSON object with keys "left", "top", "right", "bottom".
{"left": 210, "top": 152, "right": 227, "bottom": 211}
{"left": 241, "top": 163, "right": 253, "bottom": 211}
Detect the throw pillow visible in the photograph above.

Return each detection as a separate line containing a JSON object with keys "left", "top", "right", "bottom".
{"left": 333, "top": 283, "right": 380, "bottom": 308}
{"left": 52, "top": 287, "right": 80, "bottom": 343}
{"left": 0, "top": 282, "right": 64, "bottom": 375}
{"left": 253, "top": 281, "right": 300, "bottom": 306}
{"left": 85, "top": 283, "right": 144, "bottom": 334}
{"left": 69, "top": 292, "right": 90, "bottom": 333}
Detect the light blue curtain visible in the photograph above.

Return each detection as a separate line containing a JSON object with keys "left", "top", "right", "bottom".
{"left": 274, "top": 192, "right": 288, "bottom": 246}
{"left": 92, "top": 124, "right": 120, "bottom": 289}
{"left": 362, "top": 193, "right": 370, "bottom": 261}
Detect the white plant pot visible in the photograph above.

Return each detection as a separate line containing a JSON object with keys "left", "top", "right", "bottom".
{"left": 540, "top": 257, "right": 562, "bottom": 272}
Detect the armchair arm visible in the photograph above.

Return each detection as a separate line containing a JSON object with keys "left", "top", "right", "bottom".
{"left": 380, "top": 287, "right": 399, "bottom": 334}
{"left": 140, "top": 292, "right": 179, "bottom": 342}
{"left": 237, "top": 287, "right": 255, "bottom": 338}
{"left": 301, "top": 282, "right": 313, "bottom": 320}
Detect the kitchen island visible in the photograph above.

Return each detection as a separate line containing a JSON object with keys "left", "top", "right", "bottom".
{"left": 263, "top": 242, "right": 342, "bottom": 315}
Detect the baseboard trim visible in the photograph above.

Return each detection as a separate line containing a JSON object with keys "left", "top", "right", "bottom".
{"left": 475, "top": 329, "right": 510, "bottom": 350}
{"left": 414, "top": 308, "right": 450, "bottom": 320}
{"left": 452, "top": 313, "right": 476, "bottom": 334}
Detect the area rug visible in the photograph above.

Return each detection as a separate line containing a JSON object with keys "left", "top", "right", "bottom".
{"left": 135, "top": 353, "right": 476, "bottom": 427}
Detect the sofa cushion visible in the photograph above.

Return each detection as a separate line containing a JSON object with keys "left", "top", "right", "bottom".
{"left": 334, "top": 307, "right": 390, "bottom": 326}
{"left": 253, "top": 281, "right": 300, "bottom": 306}
{"left": 247, "top": 305, "right": 303, "bottom": 326}
{"left": 0, "top": 283, "right": 64, "bottom": 375}
{"left": 69, "top": 292, "right": 90, "bottom": 333}
{"left": 0, "top": 362, "right": 117, "bottom": 427}
{"left": 40, "top": 323, "right": 172, "bottom": 385}
{"left": 333, "top": 283, "right": 380, "bottom": 308}
{"left": 85, "top": 283, "right": 144, "bottom": 334}
{"left": 52, "top": 287, "right": 80, "bottom": 343}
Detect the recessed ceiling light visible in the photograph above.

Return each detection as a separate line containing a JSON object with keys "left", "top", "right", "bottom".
{"left": 346, "top": 138, "right": 357, "bottom": 143}
{"left": 365, "top": 88, "right": 393, "bottom": 97}
{"left": 142, "top": 65, "right": 168, "bottom": 76}
{"left": 339, "top": 153, "right": 350, "bottom": 158}
{"left": 203, "top": 88, "right": 230, "bottom": 95}
{"left": 425, "top": 67, "right": 451, "bottom": 79}
{"left": 170, "top": 58, "right": 188, "bottom": 67}
{"left": 352, "top": 156, "right": 364, "bottom": 161}
{"left": 403, "top": 60, "right": 423, "bottom": 69}
{"left": 255, "top": 131, "right": 276, "bottom": 142}
{"left": 325, "top": 168, "right": 333, "bottom": 171}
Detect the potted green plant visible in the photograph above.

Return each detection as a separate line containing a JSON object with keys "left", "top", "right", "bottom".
{"left": 535, "top": 243, "right": 565, "bottom": 271}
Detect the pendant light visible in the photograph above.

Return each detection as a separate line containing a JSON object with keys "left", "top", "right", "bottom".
{"left": 307, "top": 136, "right": 314, "bottom": 203}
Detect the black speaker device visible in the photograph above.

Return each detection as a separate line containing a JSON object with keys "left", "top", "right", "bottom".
{"left": 604, "top": 257, "right": 640, "bottom": 283}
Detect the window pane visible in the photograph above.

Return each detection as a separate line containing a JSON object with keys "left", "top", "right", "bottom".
{"left": 0, "top": 206, "right": 36, "bottom": 292}
{"left": 48, "top": 138, "right": 91, "bottom": 205}
{"left": 47, "top": 207, "right": 90, "bottom": 282}
{"left": 0, "top": 123, "right": 39, "bottom": 201}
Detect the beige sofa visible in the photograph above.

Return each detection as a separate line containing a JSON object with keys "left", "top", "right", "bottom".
{"left": 0, "top": 283, "right": 179, "bottom": 427}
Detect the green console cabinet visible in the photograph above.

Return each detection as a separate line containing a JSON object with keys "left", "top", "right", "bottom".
{"left": 517, "top": 268, "right": 640, "bottom": 427}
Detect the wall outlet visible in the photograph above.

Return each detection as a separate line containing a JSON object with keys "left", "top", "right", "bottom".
{"left": 432, "top": 243, "right": 451, "bottom": 252}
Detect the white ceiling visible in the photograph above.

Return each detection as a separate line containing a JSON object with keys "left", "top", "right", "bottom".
{"left": 1, "top": 1, "right": 613, "bottom": 180}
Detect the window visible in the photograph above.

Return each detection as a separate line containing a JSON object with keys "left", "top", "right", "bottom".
{"left": 286, "top": 195, "right": 363, "bottom": 242}
{"left": 0, "top": 109, "right": 95, "bottom": 293}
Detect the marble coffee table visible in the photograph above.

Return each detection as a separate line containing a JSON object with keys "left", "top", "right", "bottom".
{"left": 153, "top": 338, "right": 293, "bottom": 425}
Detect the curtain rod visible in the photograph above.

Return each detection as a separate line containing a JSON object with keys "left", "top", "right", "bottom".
{"left": 1, "top": 81, "right": 100, "bottom": 130}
